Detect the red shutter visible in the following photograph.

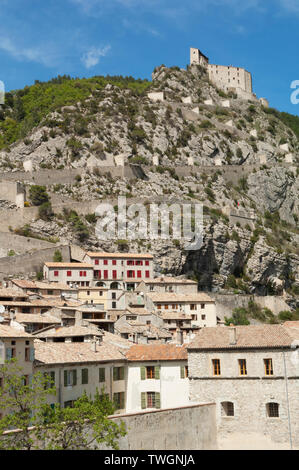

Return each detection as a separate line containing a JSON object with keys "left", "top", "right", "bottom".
{"left": 104, "top": 270, "right": 108, "bottom": 279}
{"left": 137, "top": 271, "right": 142, "bottom": 278}
{"left": 146, "top": 271, "right": 150, "bottom": 278}
{"left": 145, "top": 261, "right": 149, "bottom": 266}
{"left": 54, "top": 271, "right": 59, "bottom": 277}
{"left": 112, "top": 260, "right": 117, "bottom": 266}
{"left": 67, "top": 271, "right": 72, "bottom": 277}
{"left": 95, "top": 259, "right": 99, "bottom": 265}
{"left": 113, "top": 270, "right": 117, "bottom": 279}
{"left": 104, "top": 260, "right": 108, "bottom": 265}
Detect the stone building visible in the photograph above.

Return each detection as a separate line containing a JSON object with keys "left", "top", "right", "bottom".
{"left": 190, "top": 47, "right": 256, "bottom": 101}
{"left": 187, "top": 323, "right": 299, "bottom": 448}
{"left": 43, "top": 262, "right": 94, "bottom": 287}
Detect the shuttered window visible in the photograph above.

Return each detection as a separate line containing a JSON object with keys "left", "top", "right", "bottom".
{"left": 99, "top": 368, "right": 105, "bottom": 383}
{"left": 113, "top": 392, "right": 125, "bottom": 410}
{"left": 64, "top": 370, "right": 77, "bottom": 387}
{"left": 81, "top": 368, "right": 88, "bottom": 385}
{"left": 113, "top": 367, "right": 125, "bottom": 381}
{"left": 141, "top": 392, "right": 161, "bottom": 409}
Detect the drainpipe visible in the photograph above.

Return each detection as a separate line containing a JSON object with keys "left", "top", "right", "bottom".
{"left": 282, "top": 350, "right": 292, "bottom": 450}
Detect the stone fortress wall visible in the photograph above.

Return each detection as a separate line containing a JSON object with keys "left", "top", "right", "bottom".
{"left": 190, "top": 47, "right": 268, "bottom": 106}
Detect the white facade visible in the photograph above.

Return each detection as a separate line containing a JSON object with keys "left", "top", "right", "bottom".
{"left": 126, "top": 361, "right": 189, "bottom": 413}
{"left": 43, "top": 263, "right": 94, "bottom": 287}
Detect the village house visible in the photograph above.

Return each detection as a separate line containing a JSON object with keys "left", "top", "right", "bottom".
{"left": 43, "top": 262, "right": 94, "bottom": 287}
{"left": 115, "top": 310, "right": 172, "bottom": 344}
{"left": 33, "top": 331, "right": 130, "bottom": 412}
{"left": 136, "top": 277, "right": 198, "bottom": 294}
{"left": 125, "top": 344, "right": 189, "bottom": 413}
{"left": 77, "top": 286, "right": 108, "bottom": 309}
{"left": 11, "top": 312, "right": 61, "bottom": 333}
{"left": 145, "top": 292, "right": 218, "bottom": 329}
{"left": 83, "top": 252, "right": 154, "bottom": 291}
{"left": 187, "top": 323, "right": 299, "bottom": 448}
{"left": 0, "top": 324, "right": 35, "bottom": 418}
{"left": 9, "top": 280, "right": 77, "bottom": 299}
{"left": 33, "top": 325, "right": 104, "bottom": 343}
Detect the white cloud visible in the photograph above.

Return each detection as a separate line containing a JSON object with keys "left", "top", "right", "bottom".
{"left": 81, "top": 45, "right": 111, "bottom": 68}
{"left": 0, "top": 36, "right": 57, "bottom": 67}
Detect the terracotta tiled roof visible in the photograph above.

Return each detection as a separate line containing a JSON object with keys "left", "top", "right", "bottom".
{"left": 45, "top": 262, "right": 93, "bottom": 268}
{"left": 126, "top": 344, "right": 187, "bottom": 361}
{"left": 34, "top": 325, "right": 103, "bottom": 338}
{"left": 12, "top": 280, "right": 76, "bottom": 290}
{"left": 86, "top": 252, "right": 153, "bottom": 259}
{"left": 162, "top": 312, "right": 192, "bottom": 320}
{"left": 0, "top": 289, "right": 29, "bottom": 298}
{"left": 14, "top": 313, "right": 61, "bottom": 324}
{"left": 187, "top": 324, "right": 299, "bottom": 350}
{"left": 0, "top": 324, "right": 33, "bottom": 338}
{"left": 142, "top": 277, "right": 197, "bottom": 285}
{"left": 34, "top": 340, "right": 126, "bottom": 365}
{"left": 147, "top": 292, "right": 214, "bottom": 303}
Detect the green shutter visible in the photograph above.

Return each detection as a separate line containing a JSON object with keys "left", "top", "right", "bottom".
{"left": 99, "top": 368, "right": 105, "bottom": 383}
{"left": 82, "top": 368, "right": 88, "bottom": 385}
{"left": 51, "top": 371, "right": 55, "bottom": 385}
{"left": 113, "top": 368, "right": 117, "bottom": 381}
{"left": 120, "top": 367, "right": 125, "bottom": 381}
{"left": 29, "top": 348, "right": 35, "bottom": 362}
{"left": 155, "top": 365, "right": 160, "bottom": 380}
{"left": 180, "top": 365, "right": 185, "bottom": 379}
{"left": 120, "top": 392, "right": 125, "bottom": 409}
{"left": 64, "top": 370, "right": 68, "bottom": 387}
{"left": 140, "top": 366, "right": 146, "bottom": 380}
{"left": 73, "top": 370, "right": 77, "bottom": 386}
{"left": 141, "top": 392, "right": 146, "bottom": 409}
{"left": 155, "top": 392, "right": 161, "bottom": 409}
{"left": 5, "top": 348, "right": 12, "bottom": 361}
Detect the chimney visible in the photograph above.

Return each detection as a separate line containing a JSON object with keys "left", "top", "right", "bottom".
{"left": 91, "top": 336, "right": 97, "bottom": 352}
{"left": 176, "top": 329, "right": 184, "bottom": 345}
{"left": 228, "top": 325, "right": 237, "bottom": 345}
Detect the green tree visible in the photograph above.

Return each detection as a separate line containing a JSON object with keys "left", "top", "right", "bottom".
{"left": 225, "top": 307, "right": 250, "bottom": 326}
{"left": 0, "top": 359, "right": 56, "bottom": 450}
{"left": 37, "top": 390, "right": 126, "bottom": 450}
{"left": 29, "top": 186, "right": 50, "bottom": 206}
{"left": 53, "top": 250, "right": 63, "bottom": 262}
{"left": 38, "top": 201, "right": 54, "bottom": 221}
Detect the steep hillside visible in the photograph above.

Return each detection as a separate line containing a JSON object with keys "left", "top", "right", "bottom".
{"left": 0, "top": 64, "right": 298, "bottom": 302}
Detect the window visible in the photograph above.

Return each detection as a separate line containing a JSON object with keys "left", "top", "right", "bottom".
{"left": 25, "top": 348, "right": 30, "bottom": 361}
{"left": 104, "top": 260, "right": 108, "bottom": 265}
{"left": 95, "top": 259, "right": 99, "bottom": 265}
{"left": 112, "top": 260, "right": 117, "bottom": 266}
{"left": 104, "top": 270, "right": 108, "bottom": 279}
{"left": 264, "top": 359, "right": 273, "bottom": 376}
{"left": 141, "top": 392, "right": 161, "bottom": 409}
{"left": 157, "top": 304, "right": 162, "bottom": 310}
{"left": 145, "top": 261, "right": 149, "bottom": 266}
{"left": 190, "top": 304, "right": 197, "bottom": 311}
{"left": 64, "top": 400, "right": 75, "bottom": 409}
{"left": 127, "top": 270, "right": 135, "bottom": 278}
{"left": 180, "top": 365, "right": 188, "bottom": 379}
{"left": 212, "top": 359, "right": 221, "bottom": 376}
{"left": 267, "top": 403, "right": 279, "bottom": 418}
{"left": 112, "top": 270, "right": 117, "bottom": 279}
{"left": 64, "top": 370, "right": 77, "bottom": 387}
{"left": 6, "top": 348, "right": 16, "bottom": 360}
{"left": 23, "top": 375, "right": 30, "bottom": 386}
{"left": 145, "top": 271, "right": 150, "bottom": 278}
{"left": 67, "top": 271, "right": 72, "bottom": 277}
{"left": 44, "top": 371, "right": 55, "bottom": 389}
{"left": 113, "top": 392, "right": 125, "bottom": 410}
{"left": 201, "top": 315, "right": 206, "bottom": 320}
{"left": 136, "top": 261, "right": 143, "bottom": 266}
{"left": 113, "top": 367, "right": 125, "bottom": 381}
{"left": 127, "top": 260, "right": 134, "bottom": 266}
{"left": 140, "top": 366, "right": 160, "bottom": 380}
{"left": 137, "top": 271, "right": 142, "bottom": 278}
{"left": 201, "top": 304, "right": 205, "bottom": 309}
{"left": 239, "top": 359, "right": 247, "bottom": 376}
{"left": 112, "top": 302, "right": 117, "bottom": 309}
{"left": 112, "top": 292, "right": 116, "bottom": 299}
{"left": 221, "top": 402, "right": 234, "bottom": 417}
{"left": 81, "top": 368, "right": 88, "bottom": 385}
{"left": 99, "top": 368, "right": 105, "bottom": 383}
{"left": 54, "top": 271, "right": 59, "bottom": 277}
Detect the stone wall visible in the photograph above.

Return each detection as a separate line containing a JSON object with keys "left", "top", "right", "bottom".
{"left": 0, "top": 233, "right": 58, "bottom": 258}
{"left": 104, "top": 403, "right": 217, "bottom": 450}
{"left": 0, "top": 180, "right": 26, "bottom": 208}
{"left": 211, "top": 293, "right": 291, "bottom": 320}
{"left": 188, "top": 349, "right": 299, "bottom": 448}
{"left": 0, "top": 245, "right": 70, "bottom": 281}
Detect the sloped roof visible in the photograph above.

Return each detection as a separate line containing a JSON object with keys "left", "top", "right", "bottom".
{"left": 44, "top": 263, "right": 93, "bottom": 268}
{"left": 34, "top": 325, "right": 103, "bottom": 338}
{"left": 86, "top": 252, "right": 153, "bottom": 259}
{"left": 0, "top": 324, "right": 33, "bottom": 338}
{"left": 141, "top": 277, "right": 197, "bottom": 285}
{"left": 147, "top": 292, "right": 214, "bottom": 303}
{"left": 34, "top": 340, "right": 126, "bottom": 365}
{"left": 126, "top": 344, "right": 187, "bottom": 361}
{"left": 187, "top": 323, "right": 299, "bottom": 350}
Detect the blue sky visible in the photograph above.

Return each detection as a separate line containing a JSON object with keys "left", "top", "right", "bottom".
{"left": 1, "top": 0, "right": 299, "bottom": 114}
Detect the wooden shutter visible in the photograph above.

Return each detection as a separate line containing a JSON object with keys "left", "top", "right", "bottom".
{"left": 141, "top": 392, "right": 146, "bottom": 409}
{"left": 73, "top": 370, "right": 77, "bottom": 386}
{"left": 155, "top": 365, "right": 160, "bottom": 380}
{"left": 155, "top": 392, "right": 161, "bottom": 409}
{"left": 120, "top": 392, "right": 125, "bottom": 409}
{"left": 99, "top": 368, "right": 105, "bottom": 383}
{"left": 5, "top": 348, "right": 12, "bottom": 361}
{"left": 82, "top": 368, "right": 88, "bottom": 385}
{"left": 64, "top": 370, "right": 68, "bottom": 387}
{"left": 50, "top": 371, "right": 55, "bottom": 385}
{"left": 113, "top": 368, "right": 118, "bottom": 381}
{"left": 140, "top": 366, "right": 146, "bottom": 380}
{"left": 30, "top": 348, "right": 35, "bottom": 362}
{"left": 180, "top": 365, "right": 185, "bottom": 379}
{"left": 120, "top": 367, "right": 125, "bottom": 380}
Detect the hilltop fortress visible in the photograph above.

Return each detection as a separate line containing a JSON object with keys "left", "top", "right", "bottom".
{"left": 190, "top": 47, "right": 268, "bottom": 106}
